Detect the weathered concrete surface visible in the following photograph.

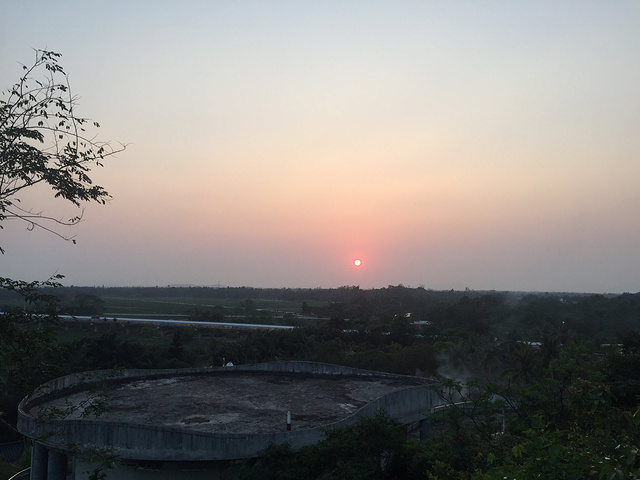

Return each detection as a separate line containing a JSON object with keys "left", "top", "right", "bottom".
{"left": 18, "top": 362, "right": 439, "bottom": 461}
{"left": 30, "top": 374, "right": 417, "bottom": 433}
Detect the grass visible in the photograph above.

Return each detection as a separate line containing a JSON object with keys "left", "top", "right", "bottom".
{"left": 101, "top": 296, "right": 303, "bottom": 316}
{"left": 54, "top": 322, "right": 171, "bottom": 348}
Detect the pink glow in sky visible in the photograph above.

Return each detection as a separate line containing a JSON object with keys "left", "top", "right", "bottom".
{"left": 1, "top": 2, "right": 639, "bottom": 293}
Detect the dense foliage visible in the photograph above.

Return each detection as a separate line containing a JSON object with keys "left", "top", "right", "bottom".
{"left": 236, "top": 412, "right": 430, "bottom": 480}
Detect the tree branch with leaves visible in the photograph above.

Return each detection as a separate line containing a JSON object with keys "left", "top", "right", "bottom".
{"left": 0, "top": 49, "right": 125, "bottom": 251}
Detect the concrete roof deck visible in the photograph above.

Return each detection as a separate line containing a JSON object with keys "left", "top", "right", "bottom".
{"left": 28, "top": 370, "right": 425, "bottom": 434}
{"left": 19, "top": 363, "right": 439, "bottom": 461}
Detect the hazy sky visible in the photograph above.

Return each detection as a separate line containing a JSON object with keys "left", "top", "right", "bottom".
{"left": 1, "top": 1, "right": 639, "bottom": 293}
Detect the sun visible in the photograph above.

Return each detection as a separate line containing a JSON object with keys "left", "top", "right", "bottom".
{"left": 353, "top": 259, "right": 362, "bottom": 267}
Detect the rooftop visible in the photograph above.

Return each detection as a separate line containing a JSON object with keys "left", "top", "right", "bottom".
{"left": 30, "top": 371, "right": 421, "bottom": 434}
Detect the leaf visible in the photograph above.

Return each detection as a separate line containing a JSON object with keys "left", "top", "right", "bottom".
{"left": 512, "top": 445, "right": 523, "bottom": 458}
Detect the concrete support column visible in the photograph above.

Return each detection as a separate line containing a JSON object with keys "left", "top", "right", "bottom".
{"left": 419, "top": 419, "right": 431, "bottom": 442}
{"left": 47, "top": 451, "right": 67, "bottom": 480}
{"left": 30, "top": 442, "right": 48, "bottom": 480}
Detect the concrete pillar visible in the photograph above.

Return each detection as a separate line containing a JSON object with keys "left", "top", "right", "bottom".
{"left": 419, "top": 419, "right": 431, "bottom": 442}
{"left": 31, "top": 442, "right": 48, "bottom": 480}
{"left": 47, "top": 451, "right": 67, "bottom": 480}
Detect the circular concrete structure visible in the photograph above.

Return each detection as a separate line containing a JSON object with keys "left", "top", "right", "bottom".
{"left": 18, "top": 362, "right": 439, "bottom": 479}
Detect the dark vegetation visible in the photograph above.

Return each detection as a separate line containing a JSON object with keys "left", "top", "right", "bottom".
{"left": 2, "top": 284, "right": 640, "bottom": 478}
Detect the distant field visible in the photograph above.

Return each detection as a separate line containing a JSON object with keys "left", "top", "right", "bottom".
{"left": 55, "top": 322, "right": 170, "bottom": 347}
{"left": 102, "top": 296, "right": 305, "bottom": 316}
{"left": 102, "top": 296, "right": 223, "bottom": 315}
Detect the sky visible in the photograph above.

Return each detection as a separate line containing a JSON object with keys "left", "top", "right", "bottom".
{"left": 1, "top": 1, "right": 639, "bottom": 293}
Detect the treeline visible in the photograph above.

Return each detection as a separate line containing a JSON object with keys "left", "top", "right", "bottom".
{"left": 8, "top": 284, "right": 494, "bottom": 310}
{"left": 6, "top": 285, "right": 640, "bottom": 345}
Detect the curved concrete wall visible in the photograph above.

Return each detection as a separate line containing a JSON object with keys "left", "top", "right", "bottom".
{"left": 18, "top": 362, "right": 441, "bottom": 461}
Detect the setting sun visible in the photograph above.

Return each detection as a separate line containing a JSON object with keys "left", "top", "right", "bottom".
{"left": 354, "top": 259, "right": 362, "bottom": 267}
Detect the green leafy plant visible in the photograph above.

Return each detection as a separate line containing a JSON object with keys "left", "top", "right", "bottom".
{"left": 0, "top": 49, "right": 125, "bottom": 249}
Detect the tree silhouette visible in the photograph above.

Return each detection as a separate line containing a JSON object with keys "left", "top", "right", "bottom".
{"left": 0, "top": 49, "right": 125, "bottom": 250}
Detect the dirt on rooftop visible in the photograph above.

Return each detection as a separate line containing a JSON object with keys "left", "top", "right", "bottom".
{"left": 30, "top": 373, "right": 420, "bottom": 434}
